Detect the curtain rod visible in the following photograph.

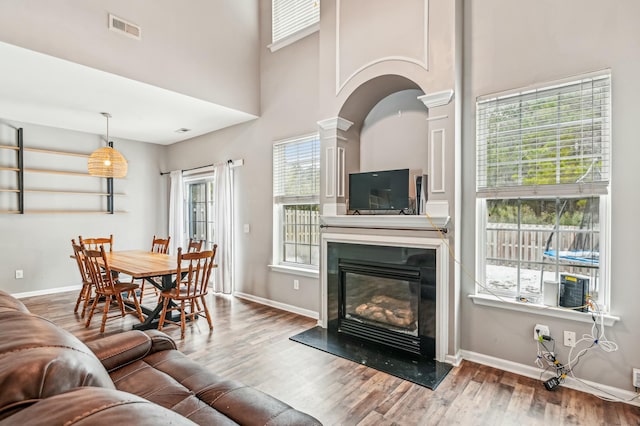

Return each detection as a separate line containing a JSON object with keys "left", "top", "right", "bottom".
{"left": 160, "top": 158, "right": 244, "bottom": 176}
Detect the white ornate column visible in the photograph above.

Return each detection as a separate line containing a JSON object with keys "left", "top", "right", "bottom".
{"left": 419, "top": 88, "right": 459, "bottom": 364}
{"left": 418, "top": 89, "right": 454, "bottom": 195}
{"left": 318, "top": 116, "right": 354, "bottom": 216}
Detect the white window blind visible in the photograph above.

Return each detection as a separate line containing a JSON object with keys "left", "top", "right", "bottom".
{"left": 476, "top": 72, "right": 611, "bottom": 198}
{"left": 272, "top": 0, "right": 320, "bottom": 45}
{"left": 273, "top": 135, "right": 320, "bottom": 204}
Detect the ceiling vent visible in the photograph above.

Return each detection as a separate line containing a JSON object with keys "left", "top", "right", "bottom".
{"left": 109, "top": 14, "right": 141, "bottom": 40}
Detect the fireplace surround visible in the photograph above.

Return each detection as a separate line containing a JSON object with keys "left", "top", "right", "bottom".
{"left": 320, "top": 230, "right": 449, "bottom": 362}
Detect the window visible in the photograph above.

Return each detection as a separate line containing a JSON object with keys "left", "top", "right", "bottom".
{"left": 184, "top": 174, "right": 215, "bottom": 250}
{"left": 476, "top": 71, "right": 610, "bottom": 310}
{"left": 273, "top": 135, "right": 320, "bottom": 269}
{"left": 270, "top": 0, "right": 320, "bottom": 51}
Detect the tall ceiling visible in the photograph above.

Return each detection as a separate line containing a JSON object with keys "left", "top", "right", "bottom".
{"left": 0, "top": 41, "right": 258, "bottom": 145}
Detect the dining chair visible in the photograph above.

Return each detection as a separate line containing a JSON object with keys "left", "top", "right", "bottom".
{"left": 79, "top": 234, "right": 119, "bottom": 281}
{"left": 151, "top": 235, "right": 171, "bottom": 254}
{"left": 78, "top": 234, "right": 114, "bottom": 251}
{"left": 138, "top": 235, "right": 171, "bottom": 303}
{"left": 158, "top": 244, "right": 217, "bottom": 339}
{"left": 187, "top": 238, "right": 204, "bottom": 252}
{"left": 83, "top": 245, "right": 144, "bottom": 333}
{"left": 71, "top": 239, "right": 93, "bottom": 318}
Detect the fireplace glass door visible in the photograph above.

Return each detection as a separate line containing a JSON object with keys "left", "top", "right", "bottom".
{"left": 343, "top": 271, "right": 419, "bottom": 336}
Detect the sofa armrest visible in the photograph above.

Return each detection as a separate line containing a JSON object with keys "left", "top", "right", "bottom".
{"left": 85, "top": 330, "right": 153, "bottom": 372}
{"left": 85, "top": 330, "right": 178, "bottom": 373}
{"left": 144, "top": 329, "right": 178, "bottom": 352}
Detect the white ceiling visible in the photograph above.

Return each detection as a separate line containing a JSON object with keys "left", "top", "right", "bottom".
{"left": 0, "top": 41, "right": 258, "bottom": 145}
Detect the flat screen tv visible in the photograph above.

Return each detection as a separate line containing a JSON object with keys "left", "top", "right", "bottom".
{"left": 348, "top": 168, "right": 410, "bottom": 213}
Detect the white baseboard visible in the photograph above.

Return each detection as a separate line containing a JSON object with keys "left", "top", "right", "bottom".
{"left": 460, "top": 350, "right": 640, "bottom": 407}
{"left": 233, "top": 291, "right": 319, "bottom": 320}
{"left": 12, "top": 284, "right": 81, "bottom": 299}
{"left": 445, "top": 351, "right": 463, "bottom": 367}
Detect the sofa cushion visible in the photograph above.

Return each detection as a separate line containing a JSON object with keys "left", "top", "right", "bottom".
{"left": 0, "top": 311, "right": 114, "bottom": 420}
{"left": 109, "top": 349, "right": 321, "bottom": 425}
{"left": 0, "top": 387, "right": 198, "bottom": 425}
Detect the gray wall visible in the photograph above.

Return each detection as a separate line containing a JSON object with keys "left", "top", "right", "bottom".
{"left": 164, "top": 0, "right": 321, "bottom": 313}
{"left": 0, "top": 0, "right": 259, "bottom": 114}
{"left": 0, "top": 120, "right": 166, "bottom": 294}
{"left": 461, "top": 0, "right": 640, "bottom": 390}
{"left": 360, "top": 89, "right": 429, "bottom": 174}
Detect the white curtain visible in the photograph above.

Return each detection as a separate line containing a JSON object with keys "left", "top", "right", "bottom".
{"left": 212, "top": 162, "right": 234, "bottom": 294}
{"left": 168, "top": 170, "right": 184, "bottom": 255}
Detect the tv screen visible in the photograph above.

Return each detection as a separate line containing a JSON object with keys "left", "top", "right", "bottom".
{"left": 348, "top": 168, "right": 410, "bottom": 212}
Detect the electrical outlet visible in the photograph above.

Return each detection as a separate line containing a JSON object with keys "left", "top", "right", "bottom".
{"left": 293, "top": 279, "right": 300, "bottom": 290}
{"left": 633, "top": 368, "right": 640, "bottom": 388}
{"left": 15, "top": 270, "right": 23, "bottom": 279}
{"left": 534, "top": 324, "right": 550, "bottom": 341}
{"left": 564, "top": 330, "right": 576, "bottom": 347}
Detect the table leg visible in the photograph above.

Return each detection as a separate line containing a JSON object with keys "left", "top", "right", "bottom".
{"left": 131, "top": 273, "right": 182, "bottom": 331}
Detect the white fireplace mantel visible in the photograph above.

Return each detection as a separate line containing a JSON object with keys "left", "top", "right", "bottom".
{"left": 320, "top": 214, "right": 449, "bottom": 230}
{"left": 321, "top": 200, "right": 451, "bottom": 230}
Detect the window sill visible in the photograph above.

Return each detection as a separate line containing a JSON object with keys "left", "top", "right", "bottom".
{"left": 469, "top": 294, "right": 620, "bottom": 326}
{"left": 269, "top": 264, "right": 319, "bottom": 279}
{"left": 268, "top": 23, "right": 319, "bottom": 53}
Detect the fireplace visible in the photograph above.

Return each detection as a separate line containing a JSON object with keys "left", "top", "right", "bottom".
{"left": 327, "top": 242, "right": 436, "bottom": 358}
{"left": 290, "top": 231, "right": 452, "bottom": 388}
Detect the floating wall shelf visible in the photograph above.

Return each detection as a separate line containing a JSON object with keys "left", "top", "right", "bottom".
{"left": 0, "top": 128, "right": 125, "bottom": 214}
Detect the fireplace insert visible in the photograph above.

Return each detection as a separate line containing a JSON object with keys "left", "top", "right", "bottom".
{"left": 328, "top": 243, "right": 436, "bottom": 358}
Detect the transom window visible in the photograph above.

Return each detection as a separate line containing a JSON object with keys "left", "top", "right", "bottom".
{"left": 273, "top": 134, "right": 320, "bottom": 268}
{"left": 476, "top": 71, "right": 610, "bottom": 311}
{"left": 270, "top": 0, "right": 320, "bottom": 51}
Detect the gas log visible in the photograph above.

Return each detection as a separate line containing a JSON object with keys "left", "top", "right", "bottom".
{"left": 354, "top": 295, "right": 416, "bottom": 329}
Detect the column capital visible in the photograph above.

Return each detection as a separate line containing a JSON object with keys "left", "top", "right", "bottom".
{"left": 317, "top": 117, "right": 354, "bottom": 132}
{"left": 418, "top": 89, "right": 454, "bottom": 109}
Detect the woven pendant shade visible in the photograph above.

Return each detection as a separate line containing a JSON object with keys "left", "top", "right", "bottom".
{"left": 88, "top": 146, "right": 128, "bottom": 178}
{"left": 88, "top": 112, "right": 128, "bottom": 178}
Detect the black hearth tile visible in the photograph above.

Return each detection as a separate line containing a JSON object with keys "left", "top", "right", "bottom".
{"left": 290, "top": 326, "right": 452, "bottom": 390}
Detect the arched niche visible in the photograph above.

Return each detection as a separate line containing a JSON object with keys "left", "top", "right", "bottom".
{"left": 338, "top": 74, "right": 423, "bottom": 132}
{"left": 320, "top": 74, "right": 431, "bottom": 214}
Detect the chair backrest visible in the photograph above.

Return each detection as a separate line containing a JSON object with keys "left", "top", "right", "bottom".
{"left": 79, "top": 234, "right": 114, "bottom": 252}
{"left": 82, "top": 246, "right": 117, "bottom": 294}
{"left": 187, "top": 238, "right": 203, "bottom": 253}
{"left": 176, "top": 244, "right": 217, "bottom": 298}
{"left": 150, "top": 235, "right": 170, "bottom": 254}
{"left": 71, "top": 239, "right": 90, "bottom": 284}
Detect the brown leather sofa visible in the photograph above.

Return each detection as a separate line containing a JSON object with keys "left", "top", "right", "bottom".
{"left": 0, "top": 290, "right": 321, "bottom": 425}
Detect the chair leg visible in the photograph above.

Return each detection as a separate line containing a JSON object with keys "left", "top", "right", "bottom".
{"left": 200, "top": 296, "right": 213, "bottom": 330}
{"left": 81, "top": 285, "right": 93, "bottom": 318}
{"left": 100, "top": 296, "right": 111, "bottom": 333}
{"left": 180, "top": 300, "right": 186, "bottom": 339}
{"left": 158, "top": 296, "right": 169, "bottom": 331}
{"left": 115, "top": 293, "right": 126, "bottom": 317}
{"left": 74, "top": 284, "right": 87, "bottom": 313}
{"left": 85, "top": 294, "right": 99, "bottom": 328}
{"left": 130, "top": 290, "right": 145, "bottom": 322}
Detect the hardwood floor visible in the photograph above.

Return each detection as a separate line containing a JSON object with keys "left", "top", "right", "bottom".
{"left": 22, "top": 291, "right": 640, "bottom": 425}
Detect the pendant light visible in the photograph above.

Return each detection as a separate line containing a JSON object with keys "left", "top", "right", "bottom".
{"left": 88, "top": 112, "right": 128, "bottom": 178}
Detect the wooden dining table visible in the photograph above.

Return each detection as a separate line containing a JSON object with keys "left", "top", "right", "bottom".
{"left": 101, "top": 250, "right": 182, "bottom": 331}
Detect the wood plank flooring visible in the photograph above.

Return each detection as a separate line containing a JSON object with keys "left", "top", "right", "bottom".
{"left": 21, "top": 291, "right": 640, "bottom": 425}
